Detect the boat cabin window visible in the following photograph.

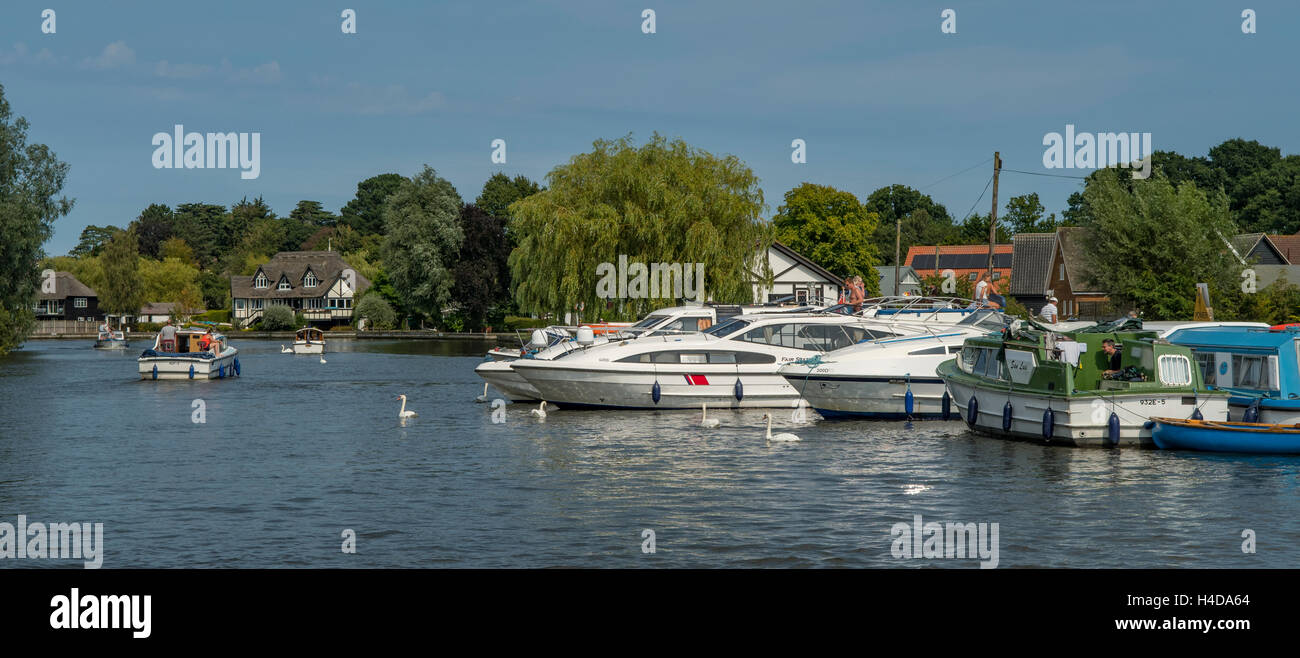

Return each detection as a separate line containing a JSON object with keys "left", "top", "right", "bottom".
{"left": 616, "top": 350, "right": 775, "bottom": 364}
{"left": 1230, "top": 354, "right": 1271, "bottom": 390}
{"left": 734, "top": 323, "right": 867, "bottom": 351}
{"left": 705, "top": 318, "right": 751, "bottom": 337}
{"left": 956, "top": 310, "right": 1005, "bottom": 332}
{"left": 1157, "top": 354, "right": 1192, "bottom": 386}
{"left": 960, "top": 346, "right": 1005, "bottom": 380}
{"left": 908, "top": 344, "right": 961, "bottom": 356}
{"left": 650, "top": 317, "right": 704, "bottom": 336}
{"left": 629, "top": 314, "right": 670, "bottom": 330}
{"left": 1194, "top": 352, "right": 1217, "bottom": 386}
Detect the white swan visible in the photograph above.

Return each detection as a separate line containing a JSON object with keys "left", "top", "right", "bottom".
{"left": 281, "top": 345, "right": 292, "bottom": 353}
{"left": 319, "top": 355, "right": 327, "bottom": 364}
{"left": 700, "top": 403, "right": 720, "bottom": 428}
{"left": 530, "top": 401, "right": 547, "bottom": 418}
{"left": 475, "top": 383, "right": 489, "bottom": 403}
{"left": 397, "top": 394, "right": 417, "bottom": 419}
{"left": 762, "top": 413, "right": 800, "bottom": 443}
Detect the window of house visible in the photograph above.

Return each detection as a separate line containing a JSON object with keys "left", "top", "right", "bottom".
{"left": 74, "top": 297, "right": 87, "bottom": 308}
{"left": 252, "top": 299, "right": 264, "bottom": 309}
{"left": 304, "top": 272, "right": 318, "bottom": 288}
{"left": 235, "top": 299, "right": 246, "bottom": 309}
{"left": 1059, "top": 264, "right": 1065, "bottom": 280}
{"left": 991, "top": 272, "right": 1001, "bottom": 281}
{"left": 254, "top": 273, "right": 268, "bottom": 288}
{"left": 968, "top": 273, "right": 977, "bottom": 281}
{"left": 278, "top": 278, "right": 291, "bottom": 291}
{"left": 305, "top": 297, "right": 325, "bottom": 309}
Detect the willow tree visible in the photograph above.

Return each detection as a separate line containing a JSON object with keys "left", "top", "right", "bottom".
{"left": 0, "top": 84, "right": 74, "bottom": 355}
{"left": 508, "top": 134, "right": 771, "bottom": 319}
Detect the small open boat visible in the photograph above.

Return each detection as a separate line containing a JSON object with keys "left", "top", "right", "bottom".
{"left": 1149, "top": 417, "right": 1300, "bottom": 454}
{"left": 292, "top": 327, "right": 325, "bottom": 355}
{"left": 94, "top": 329, "right": 129, "bottom": 350}
{"left": 138, "top": 326, "right": 239, "bottom": 380}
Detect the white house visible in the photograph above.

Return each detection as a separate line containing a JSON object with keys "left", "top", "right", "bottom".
{"left": 751, "top": 241, "right": 844, "bottom": 305}
{"left": 230, "top": 251, "right": 371, "bottom": 328}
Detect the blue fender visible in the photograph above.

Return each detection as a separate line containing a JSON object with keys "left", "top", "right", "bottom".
{"left": 966, "top": 396, "right": 979, "bottom": 427}
{"left": 651, "top": 380, "right": 661, "bottom": 404}
{"left": 218, "top": 363, "right": 225, "bottom": 378}
{"left": 1243, "top": 399, "right": 1261, "bottom": 423}
{"left": 904, "top": 386, "right": 915, "bottom": 416}
{"left": 188, "top": 364, "right": 195, "bottom": 379}
{"left": 1042, "top": 407, "right": 1055, "bottom": 440}
{"left": 1002, "top": 401, "right": 1013, "bottom": 432}
{"left": 1108, "top": 412, "right": 1121, "bottom": 446}
{"left": 941, "top": 391, "right": 951, "bottom": 420}
{"left": 734, "top": 378, "right": 744, "bottom": 402}
{"left": 151, "top": 365, "right": 158, "bottom": 380}
{"left": 233, "top": 358, "right": 240, "bottom": 376}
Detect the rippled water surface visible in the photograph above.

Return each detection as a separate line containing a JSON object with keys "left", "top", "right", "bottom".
{"left": 2, "top": 338, "right": 1298, "bottom": 568}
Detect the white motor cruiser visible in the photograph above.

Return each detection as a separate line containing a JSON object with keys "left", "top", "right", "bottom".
{"left": 138, "top": 326, "right": 240, "bottom": 380}
{"left": 474, "top": 303, "right": 817, "bottom": 402}
{"left": 778, "top": 309, "right": 1008, "bottom": 419}
{"left": 291, "top": 327, "right": 326, "bottom": 355}
{"left": 509, "top": 312, "right": 930, "bottom": 409}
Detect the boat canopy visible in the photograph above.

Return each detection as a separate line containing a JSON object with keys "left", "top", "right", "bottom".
{"left": 296, "top": 327, "right": 325, "bottom": 341}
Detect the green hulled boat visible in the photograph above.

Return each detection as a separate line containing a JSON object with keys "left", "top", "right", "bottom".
{"left": 936, "top": 318, "right": 1228, "bottom": 447}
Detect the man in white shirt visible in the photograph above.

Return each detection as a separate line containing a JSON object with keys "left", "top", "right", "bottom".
{"left": 1040, "top": 297, "right": 1059, "bottom": 323}
{"left": 974, "top": 275, "right": 989, "bottom": 306}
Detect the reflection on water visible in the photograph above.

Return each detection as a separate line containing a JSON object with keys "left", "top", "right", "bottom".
{"left": 0, "top": 338, "right": 1297, "bottom": 568}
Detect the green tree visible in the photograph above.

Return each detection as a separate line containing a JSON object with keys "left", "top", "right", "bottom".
{"left": 159, "top": 236, "right": 197, "bottom": 266}
{"left": 509, "top": 134, "right": 770, "bottom": 319}
{"left": 863, "top": 185, "right": 957, "bottom": 265}
{"left": 341, "top": 173, "right": 405, "bottom": 235}
{"left": 138, "top": 257, "right": 200, "bottom": 305}
{"left": 1003, "top": 193, "right": 1060, "bottom": 234}
{"left": 259, "top": 304, "right": 295, "bottom": 331}
{"left": 772, "top": 183, "right": 880, "bottom": 293}
{"left": 289, "top": 200, "right": 337, "bottom": 227}
{"left": 99, "top": 228, "right": 146, "bottom": 320}
{"left": 956, "top": 212, "right": 1012, "bottom": 243}
{"left": 0, "top": 84, "right": 74, "bottom": 355}
{"left": 69, "top": 225, "right": 120, "bottom": 258}
{"left": 355, "top": 293, "right": 397, "bottom": 330}
{"left": 172, "top": 203, "right": 225, "bottom": 268}
{"left": 450, "top": 204, "right": 510, "bottom": 330}
{"left": 380, "top": 166, "right": 465, "bottom": 321}
{"left": 1079, "top": 171, "right": 1238, "bottom": 320}
{"left": 131, "top": 203, "right": 174, "bottom": 259}
{"left": 476, "top": 172, "right": 542, "bottom": 220}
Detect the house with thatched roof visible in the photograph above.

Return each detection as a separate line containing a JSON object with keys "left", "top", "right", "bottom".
{"left": 35, "top": 272, "right": 102, "bottom": 323}
{"left": 230, "top": 251, "right": 371, "bottom": 328}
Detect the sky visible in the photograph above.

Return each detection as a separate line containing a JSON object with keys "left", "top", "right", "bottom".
{"left": 3, "top": 0, "right": 1299, "bottom": 256}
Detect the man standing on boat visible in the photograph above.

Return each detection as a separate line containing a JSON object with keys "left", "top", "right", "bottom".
{"left": 159, "top": 320, "right": 177, "bottom": 352}
{"left": 1040, "top": 296, "right": 1059, "bottom": 323}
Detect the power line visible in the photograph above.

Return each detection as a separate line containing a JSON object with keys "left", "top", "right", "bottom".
{"left": 959, "top": 174, "right": 994, "bottom": 223}
{"left": 1001, "top": 168, "right": 1090, "bottom": 180}
{"left": 918, "top": 158, "right": 994, "bottom": 191}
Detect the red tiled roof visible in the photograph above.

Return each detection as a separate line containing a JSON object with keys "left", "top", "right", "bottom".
{"left": 1267, "top": 234, "right": 1300, "bottom": 264}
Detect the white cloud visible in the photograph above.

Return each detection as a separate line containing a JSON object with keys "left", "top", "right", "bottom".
{"left": 82, "top": 41, "right": 135, "bottom": 70}
{"left": 225, "top": 59, "right": 282, "bottom": 85}
{"left": 155, "top": 60, "right": 214, "bottom": 79}
{"left": 346, "top": 83, "right": 448, "bottom": 115}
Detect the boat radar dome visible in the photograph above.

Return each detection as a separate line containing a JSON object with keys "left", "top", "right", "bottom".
{"left": 576, "top": 326, "right": 596, "bottom": 345}
{"left": 528, "top": 329, "right": 549, "bottom": 348}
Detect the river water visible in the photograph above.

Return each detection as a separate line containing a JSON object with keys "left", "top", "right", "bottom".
{"left": 1, "top": 338, "right": 1297, "bottom": 568}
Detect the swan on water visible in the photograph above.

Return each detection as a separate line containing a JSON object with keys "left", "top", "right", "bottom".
{"left": 397, "top": 394, "right": 417, "bottom": 419}
{"left": 319, "top": 355, "right": 327, "bottom": 364}
{"left": 700, "top": 403, "right": 720, "bottom": 428}
{"left": 530, "top": 401, "right": 547, "bottom": 418}
{"left": 762, "top": 413, "right": 800, "bottom": 443}
{"left": 791, "top": 398, "right": 809, "bottom": 423}
{"left": 281, "top": 345, "right": 292, "bottom": 353}
{"left": 475, "top": 383, "right": 489, "bottom": 403}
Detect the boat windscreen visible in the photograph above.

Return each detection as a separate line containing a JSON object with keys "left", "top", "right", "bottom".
{"left": 705, "top": 317, "right": 751, "bottom": 337}
{"left": 957, "top": 310, "right": 1006, "bottom": 331}
{"left": 629, "top": 314, "right": 669, "bottom": 330}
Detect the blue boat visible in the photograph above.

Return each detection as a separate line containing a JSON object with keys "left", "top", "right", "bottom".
{"left": 1162, "top": 323, "right": 1300, "bottom": 424}
{"left": 1149, "top": 417, "right": 1300, "bottom": 454}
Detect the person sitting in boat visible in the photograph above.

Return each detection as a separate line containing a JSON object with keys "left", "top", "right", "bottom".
{"left": 1102, "top": 339, "right": 1123, "bottom": 378}
{"left": 197, "top": 328, "right": 213, "bottom": 352}
{"left": 1040, "top": 297, "right": 1059, "bottom": 323}
{"left": 159, "top": 320, "right": 177, "bottom": 352}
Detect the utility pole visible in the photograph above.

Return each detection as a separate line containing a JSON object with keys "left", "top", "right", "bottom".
{"left": 893, "top": 214, "right": 901, "bottom": 296}
{"left": 987, "top": 151, "right": 1001, "bottom": 283}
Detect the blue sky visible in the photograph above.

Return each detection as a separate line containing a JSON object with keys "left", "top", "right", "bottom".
{"left": 3, "top": 0, "right": 1298, "bottom": 256}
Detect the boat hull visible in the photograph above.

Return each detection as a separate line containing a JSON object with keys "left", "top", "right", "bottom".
{"left": 782, "top": 373, "right": 950, "bottom": 419}
{"left": 94, "top": 339, "right": 129, "bottom": 350}
{"left": 474, "top": 361, "right": 542, "bottom": 402}
{"left": 291, "top": 341, "right": 324, "bottom": 355}
{"left": 942, "top": 376, "right": 1228, "bottom": 448}
{"left": 138, "top": 349, "right": 239, "bottom": 380}
{"left": 513, "top": 363, "right": 801, "bottom": 409}
{"left": 1151, "top": 418, "right": 1300, "bottom": 454}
